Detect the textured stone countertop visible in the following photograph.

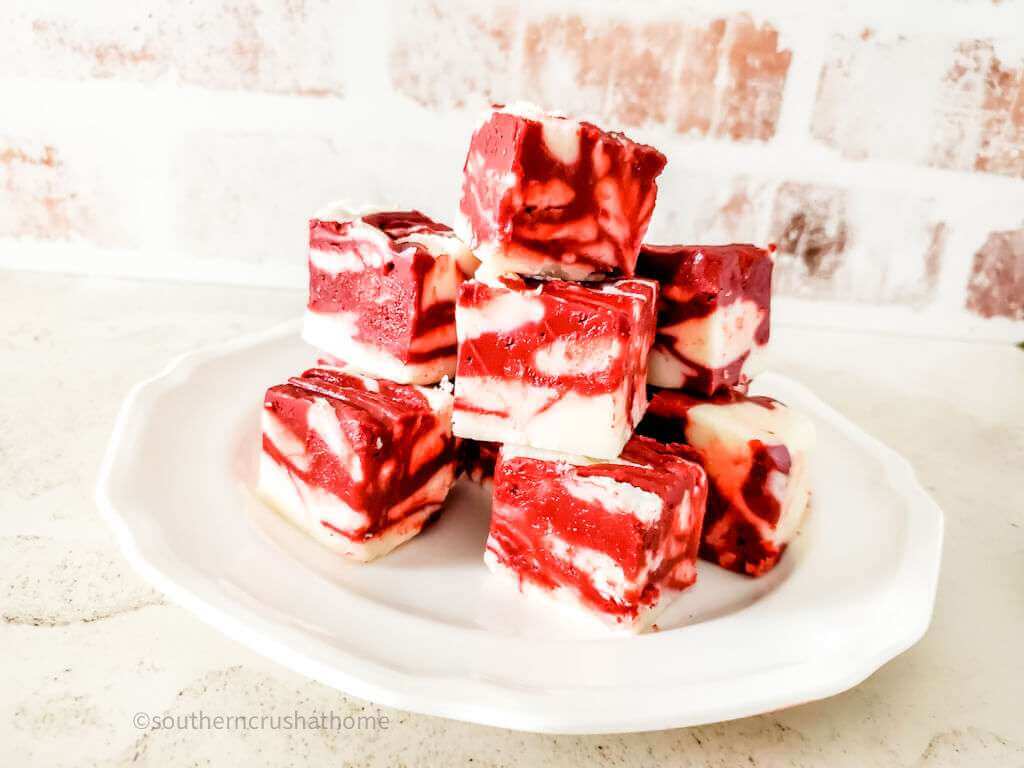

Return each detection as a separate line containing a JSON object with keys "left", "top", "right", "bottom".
{"left": 2, "top": 270, "right": 1022, "bottom": 767}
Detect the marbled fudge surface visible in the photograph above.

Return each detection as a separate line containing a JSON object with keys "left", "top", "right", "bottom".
{"left": 453, "top": 274, "right": 657, "bottom": 460}
{"left": 304, "top": 205, "right": 477, "bottom": 385}
{"left": 639, "top": 387, "right": 814, "bottom": 577}
{"left": 486, "top": 436, "right": 708, "bottom": 631}
{"left": 637, "top": 243, "right": 772, "bottom": 395}
{"left": 259, "top": 367, "right": 456, "bottom": 561}
{"left": 457, "top": 104, "right": 667, "bottom": 281}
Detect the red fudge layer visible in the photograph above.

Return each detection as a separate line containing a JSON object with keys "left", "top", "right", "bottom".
{"left": 458, "top": 104, "right": 667, "bottom": 281}
{"left": 457, "top": 438, "right": 500, "bottom": 485}
{"left": 259, "top": 367, "right": 456, "bottom": 561}
{"left": 638, "top": 388, "right": 814, "bottom": 577}
{"left": 637, "top": 244, "right": 773, "bottom": 395}
{"left": 486, "top": 436, "right": 708, "bottom": 630}
{"left": 304, "top": 206, "right": 477, "bottom": 384}
{"left": 453, "top": 274, "right": 658, "bottom": 459}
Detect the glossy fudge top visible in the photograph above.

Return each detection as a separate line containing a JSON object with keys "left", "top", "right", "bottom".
{"left": 492, "top": 436, "right": 707, "bottom": 616}
{"left": 459, "top": 104, "right": 667, "bottom": 278}
{"left": 283, "top": 367, "right": 451, "bottom": 418}
{"left": 262, "top": 368, "right": 453, "bottom": 533}
{"left": 637, "top": 244, "right": 773, "bottom": 335}
{"left": 457, "top": 274, "right": 658, "bottom": 394}
{"left": 308, "top": 208, "right": 474, "bottom": 364}
{"left": 309, "top": 207, "right": 474, "bottom": 275}
{"left": 498, "top": 437, "right": 707, "bottom": 506}
{"left": 312, "top": 205, "right": 454, "bottom": 240}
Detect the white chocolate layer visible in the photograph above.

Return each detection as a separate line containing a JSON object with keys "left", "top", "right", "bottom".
{"left": 258, "top": 451, "right": 446, "bottom": 563}
{"left": 533, "top": 336, "right": 622, "bottom": 377}
{"left": 303, "top": 310, "right": 456, "bottom": 385}
{"left": 455, "top": 286, "right": 545, "bottom": 339}
{"left": 258, "top": 450, "right": 369, "bottom": 540}
{"left": 562, "top": 475, "right": 664, "bottom": 524}
{"left": 467, "top": 237, "right": 608, "bottom": 282}
{"left": 649, "top": 300, "right": 765, "bottom": 388}
{"left": 686, "top": 400, "right": 815, "bottom": 546}
{"left": 453, "top": 375, "right": 642, "bottom": 460}
{"left": 483, "top": 544, "right": 672, "bottom": 634}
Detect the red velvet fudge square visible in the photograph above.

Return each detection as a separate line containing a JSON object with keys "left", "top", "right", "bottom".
{"left": 638, "top": 388, "right": 815, "bottom": 576}
{"left": 637, "top": 244, "right": 773, "bottom": 395}
{"left": 485, "top": 436, "right": 708, "bottom": 631}
{"left": 258, "top": 367, "right": 457, "bottom": 561}
{"left": 457, "top": 104, "right": 667, "bottom": 281}
{"left": 453, "top": 275, "right": 658, "bottom": 460}
{"left": 303, "top": 204, "right": 477, "bottom": 384}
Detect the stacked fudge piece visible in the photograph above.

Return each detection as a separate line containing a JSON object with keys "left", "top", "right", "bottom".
{"left": 633, "top": 244, "right": 816, "bottom": 576}
{"left": 258, "top": 204, "right": 475, "bottom": 560}
{"left": 453, "top": 105, "right": 713, "bottom": 630}
{"left": 255, "top": 102, "right": 816, "bottom": 631}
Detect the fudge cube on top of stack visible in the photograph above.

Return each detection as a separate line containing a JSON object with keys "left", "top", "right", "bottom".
{"left": 639, "top": 388, "right": 815, "bottom": 577}
{"left": 452, "top": 274, "right": 658, "bottom": 460}
{"left": 259, "top": 367, "right": 457, "bottom": 562}
{"left": 637, "top": 244, "right": 773, "bottom": 395}
{"left": 303, "top": 203, "right": 478, "bottom": 385}
{"left": 457, "top": 103, "right": 667, "bottom": 282}
{"left": 486, "top": 436, "right": 708, "bottom": 630}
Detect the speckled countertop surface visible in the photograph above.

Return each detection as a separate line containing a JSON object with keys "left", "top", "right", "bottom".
{"left": 2, "top": 270, "right": 1022, "bottom": 767}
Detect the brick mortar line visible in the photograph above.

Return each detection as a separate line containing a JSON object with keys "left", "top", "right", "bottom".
{"left": 518, "top": 0, "right": 1024, "bottom": 40}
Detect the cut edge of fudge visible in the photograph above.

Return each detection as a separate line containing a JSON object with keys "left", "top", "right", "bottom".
{"left": 303, "top": 202, "right": 478, "bottom": 386}
{"left": 452, "top": 275, "right": 658, "bottom": 460}
{"left": 639, "top": 387, "right": 815, "bottom": 576}
{"left": 258, "top": 368, "right": 456, "bottom": 562}
{"left": 302, "top": 311, "right": 459, "bottom": 386}
{"left": 638, "top": 243, "right": 773, "bottom": 395}
{"left": 485, "top": 437, "right": 708, "bottom": 633}
{"left": 258, "top": 451, "right": 448, "bottom": 562}
{"left": 483, "top": 553, "right": 673, "bottom": 634}
{"left": 457, "top": 102, "right": 668, "bottom": 282}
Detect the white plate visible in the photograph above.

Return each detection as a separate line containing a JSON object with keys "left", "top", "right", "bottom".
{"left": 96, "top": 321, "right": 943, "bottom": 734}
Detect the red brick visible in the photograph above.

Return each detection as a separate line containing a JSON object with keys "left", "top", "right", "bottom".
{"left": 2, "top": 4, "right": 170, "bottom": 81}
{"left": 0, "top": 137, "right": 140, "bottom": 247}
{"left": 523, "top": 16, "right": 685, "bottom": 127}
{"left": 814, "top": 32, "right": 1024, "bottom": 178}
{"left": 649, "top": 168, "right": 773, "bottom": 247}
{"left": 966, "top": 229, "right": 1024, "bottom": 319}
{"left": 521, "top": 15, "right": 615, "bottom": 119}
{"left": 770, "top": 182, "right": 850, "bottom": 288}
{"left": 674, "top": 20, "right": 728, "bottom": 136}
{"left": 522, "top": 13, "right": 789, "bottom": 140}
{"left": 942, "top": 41, "right": 1024, "bottom": 177}
{"left": 652, "top": 174, "right": 942, "bottom": 303}
{"left": 715, "top": 16, "right": 792, "bottom": 141}
{"left": 606, "top": 23, "right": 687, "bottom": 128}
{"left": 1, "top": 2, "right": 344, "bottom": 95}
{"left": 0, "top": 142, "right": 71, "bottom": 239}
{"left": 769, "top": 182, "right": 945, "bottom": 303}
{"left": 172, "top": 1, "right": 344, "bottom": 95}
{"left": 812, "top": 32, "right": 943, "bottom": 163}
{"left": 391, "top": 0, "right": 518, "bottom": 109}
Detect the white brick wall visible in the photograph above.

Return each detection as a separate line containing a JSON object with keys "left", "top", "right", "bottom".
{"left": 1, "top": 0, "right": 1022, "bottom": 338}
